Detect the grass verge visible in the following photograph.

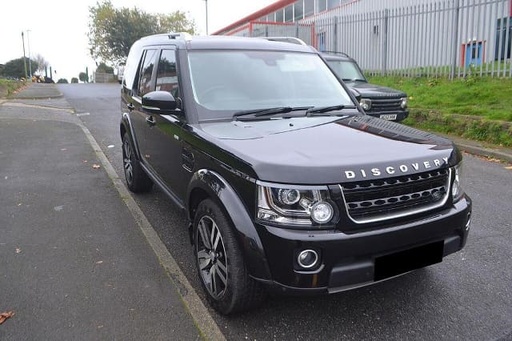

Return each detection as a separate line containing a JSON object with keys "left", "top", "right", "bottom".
{"left": 368, "top": 75, "right": 512, "bottom": 146}
{"left": 0, "top": 79, "right": 26, "bottom": 98}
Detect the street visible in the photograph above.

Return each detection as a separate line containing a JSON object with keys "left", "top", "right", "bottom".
{"left": 25, "top": 83, "right": 512, "bottom": 340}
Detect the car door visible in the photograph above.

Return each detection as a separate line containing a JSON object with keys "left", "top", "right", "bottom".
{"left": 142, "top": 48, "right": 190, "bottom": 205}
{"left": 127, "top": 48, "right": 159, "bottom": 165}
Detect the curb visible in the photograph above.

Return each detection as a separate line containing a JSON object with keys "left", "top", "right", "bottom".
{"left": 12, "top": 83, "right": 63, "bottom": 100}
{"left": 13, "top": 92, "right": 63, "bottom": 100}
{"left": 456, "top": 142, "right": 512, "bottom": 164}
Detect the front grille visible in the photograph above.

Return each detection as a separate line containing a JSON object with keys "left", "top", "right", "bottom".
{"left": 369, "top": 98, "right": 403, "bottom": 112}
{"left": 341, "top": 168, "right": 451, "bottom": 223}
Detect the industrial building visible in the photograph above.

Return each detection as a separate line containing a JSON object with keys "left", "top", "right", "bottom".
{"left": 214, "top": 0, "right": 512, "bottom": 77}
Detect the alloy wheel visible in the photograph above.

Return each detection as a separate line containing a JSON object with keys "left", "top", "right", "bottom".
{"left": 123, "top": 138, "right": 133, "bottom": 185}
{"left": 196, "top": 216, "right": 228, "bottom": 299}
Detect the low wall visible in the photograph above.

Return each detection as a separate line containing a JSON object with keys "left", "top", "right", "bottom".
{"left": 94, "top": 72, "right": 115, "bottom": 83}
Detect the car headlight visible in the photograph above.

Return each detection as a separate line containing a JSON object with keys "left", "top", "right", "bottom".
{"left": 400, "top": 97, "right": 408, "bottom": 109}
{"left": 257, "top": 184, "right": 337, "bottom": 228}
{"left": 360, "top": 98, "right": 372, "bottom": 111}
{"left": 451, "top": 163, "right": 464, "bottom": 202}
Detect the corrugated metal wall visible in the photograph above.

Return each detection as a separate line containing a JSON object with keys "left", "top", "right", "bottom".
{"left": 230, "top": 0, "right": 512, "bottom": 78}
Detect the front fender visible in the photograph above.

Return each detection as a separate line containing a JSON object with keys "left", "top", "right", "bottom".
{"left": 187, "top": 169, "right": 272, "bottom": 281}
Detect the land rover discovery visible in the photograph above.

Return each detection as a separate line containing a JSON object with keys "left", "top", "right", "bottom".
{"left": 322, "top": 53, "right": 409, "bottom": 122}
{"left": 120, "top": 33, "right": 472, "bottom": 315}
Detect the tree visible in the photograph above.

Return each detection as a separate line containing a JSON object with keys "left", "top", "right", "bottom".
{"left": 96, "top": 62, "right": 113, "bottom": 74}
{"left": 79, "top": 72, "right": 89, "bottom": 83}
{"left": 2, "top": 57, "right": 38, "bottom": 79}
{"left": 33, "top": 54, "right": 49, "bottom": 75}
{"left": 87, "top": 0, "right": 196, "bottom": 64}
{"left": 157, "top": 12, "right": 196, "bottom": 33}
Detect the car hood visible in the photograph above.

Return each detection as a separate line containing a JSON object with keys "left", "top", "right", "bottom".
{"left": 199, "top": 115, "right": 459, "bottom": 184}
{"left": 345, "top": 81, "right": 407, "bottom": 98}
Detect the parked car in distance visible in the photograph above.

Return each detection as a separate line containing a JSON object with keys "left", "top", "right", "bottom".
{"left": 116, "top": 62, "right": 125, "bottom": 84}
{"left": 322, "top": 52, "right": 409, "bottom": 121}
{"left": 120, "top": 32, "right": 471, "bottom": 315}
{"left": 262, "top": 37, "right": 409, "bottom": 122}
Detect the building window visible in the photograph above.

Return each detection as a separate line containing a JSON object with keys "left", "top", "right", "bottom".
{"left": 327, "top": 0, "right": 340, "bottom": 10}
{"left": 317, "top": 0, "right": 326, "bottom": 13}
{"left": 294, "top": 1, "right": 304, "bottom": 21}
{"left": 276, "top": 9, "right": 284, "bottom": 22}
{"left": 285, "top": 5, "right": 294, "bottom": 22}
{"left": 305, "top": 0, "right": 314, "bottom": 17}
{"left": 267, "top": 13, "right": 275, "bottom": 22}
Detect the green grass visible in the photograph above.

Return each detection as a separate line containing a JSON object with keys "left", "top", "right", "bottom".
{"left": 0, "top": 79, "right": 26, "bottom": 98}
{"left": 368, "top": 75, "right": 512, "bottom": 122}
{"left": 367, "top": 75, "right": 512, "bottom": 146}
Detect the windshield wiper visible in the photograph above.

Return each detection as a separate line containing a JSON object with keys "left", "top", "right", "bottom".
{"left": 233, "top": 106, "right": 312, "bottom": 120}
{"left": 306, "top": 104, "right": 357, "bottom": 116}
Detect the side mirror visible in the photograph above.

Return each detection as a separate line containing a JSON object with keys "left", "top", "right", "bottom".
{"left": 142, "top": 91, "right": 179, "bottom": 114}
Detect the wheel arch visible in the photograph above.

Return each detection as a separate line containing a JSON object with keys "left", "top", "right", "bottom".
{"left": 120, "top": 113, "right": 143, "bottom": 161}
{"left": 187, "top": 169, "right": 272, "bottom": 281}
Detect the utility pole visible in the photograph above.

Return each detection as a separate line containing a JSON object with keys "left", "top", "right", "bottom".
{"left": 27, "top": 30, "right": 32, "bottom": 78}
{"left": 21, "top": 32, "right": 28, "bottom": 79}
{"left": 204, "top": 0, "right": 209, "bottom": 35}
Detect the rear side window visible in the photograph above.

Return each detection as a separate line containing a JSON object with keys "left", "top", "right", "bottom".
{"left": 156, "top": 49, "right": 179, "bottom": 98}
{"left": 137, "top": 49, "right": 158, "bottom": 96}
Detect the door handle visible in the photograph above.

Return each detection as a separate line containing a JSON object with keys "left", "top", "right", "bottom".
{"left": 127, "top": 103, "right": 135, "bottom": 111}
{"left": 145, "top": 116, "right": 156, "bottom": 126}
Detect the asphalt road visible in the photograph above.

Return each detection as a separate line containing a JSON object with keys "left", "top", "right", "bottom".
{"left": 59, "top": 83, "right": 512, "bottom": 341}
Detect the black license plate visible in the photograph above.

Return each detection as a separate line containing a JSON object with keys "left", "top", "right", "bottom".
{"left": 374, "top": 241, "right": 444, "bottom": 281}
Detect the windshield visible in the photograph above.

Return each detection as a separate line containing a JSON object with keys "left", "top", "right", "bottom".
{"left": 188, "top": 50, "right": 353, "bottom": 120}
{"left": 326, "top": 60, "right": 366, "bottom": 82}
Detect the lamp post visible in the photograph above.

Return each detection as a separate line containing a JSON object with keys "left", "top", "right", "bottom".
{"left": 27, "top": 30, "right": 32, "bottom": 78}
{"left": 204, "top": 0, "right": 209, "bottom": 35}
{"left": 21, "top": 32, "right": 28, "bottom": 79}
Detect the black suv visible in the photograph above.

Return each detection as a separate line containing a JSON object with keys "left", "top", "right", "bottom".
{"left": 322, "top": 53, "right": 409, "bottom": 122}
{"left": 120, "top": 33, "right": 472, "bottom": 315}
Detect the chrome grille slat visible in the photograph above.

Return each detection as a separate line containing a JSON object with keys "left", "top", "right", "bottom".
{"left": 341, "top": 169, "right": 451, "bottom": 224}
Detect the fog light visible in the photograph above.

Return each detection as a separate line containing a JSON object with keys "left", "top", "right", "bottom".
{"left": 311, "top": 201, "right": 334, "bottom": 224}
{"left": 297, "top": 249, "right": 319, "bottom": 269}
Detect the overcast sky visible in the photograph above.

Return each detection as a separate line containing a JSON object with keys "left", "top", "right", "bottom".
{"left": 0, "top": 0, "right": 275, "bottom": 81}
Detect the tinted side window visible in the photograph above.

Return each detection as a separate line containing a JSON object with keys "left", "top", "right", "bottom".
{"left": 138, "top": 49, "right": 157, "bottom": 96}
{"left": 156, "top": 49, "right": 179, "bottom": 98}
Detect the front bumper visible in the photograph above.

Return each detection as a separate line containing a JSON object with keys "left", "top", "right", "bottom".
{"left": 253, "top": 195, "right": 471, "bottom": 295}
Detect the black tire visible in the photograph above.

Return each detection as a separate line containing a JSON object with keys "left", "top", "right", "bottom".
{"left": 193, "top": 199, "right": 266, "bottom": 315}
{"left": 122, "top": 132, "right": 153, "bottom": 193}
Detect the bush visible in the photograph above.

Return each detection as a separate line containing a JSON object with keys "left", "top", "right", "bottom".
{"left": 71, "top": 77, "right": 79, "bottom": 83}
{"left": 57, "top": 78, "right": 68, "bottom": 84}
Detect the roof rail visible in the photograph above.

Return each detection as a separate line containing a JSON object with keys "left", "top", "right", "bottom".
{"left": 167, "top": 32, "right": 192, "bottom": 41}
{"left": 261, "top": 37, "right": 308, "bottom": 46}
{"left": 321, "top": 50, "right": 351, "bottom": 58}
